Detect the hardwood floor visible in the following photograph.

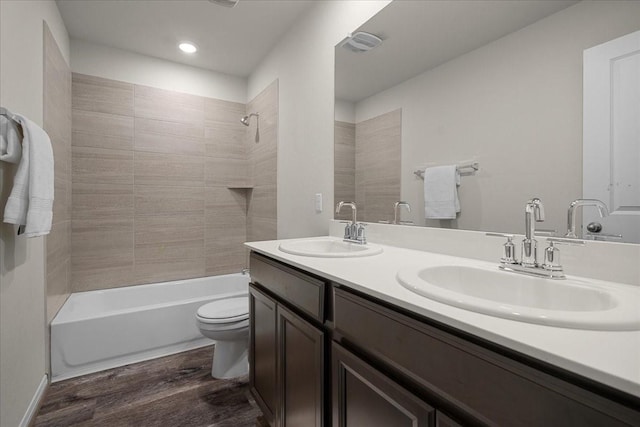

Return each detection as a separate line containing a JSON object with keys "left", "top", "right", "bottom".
{"left": 34, "top": 346, "right": 264, "bottom": 426}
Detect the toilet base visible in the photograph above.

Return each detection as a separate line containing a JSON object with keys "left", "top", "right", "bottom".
{"left": 212, "top": 338, "right": 249, "bottom": 379}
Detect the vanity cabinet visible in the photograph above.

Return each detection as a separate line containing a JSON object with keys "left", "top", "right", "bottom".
{"left": 249, "top": 251, "right": 640, "bottom": 427}
{"left": 249, "top": 253, "right": 327, "bottom": 427}
{"left": 333, "top": 287, "right": 640, "bottom": 427}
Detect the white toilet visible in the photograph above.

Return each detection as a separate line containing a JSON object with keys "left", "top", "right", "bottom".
{"left": 196, "top": 296, "right": 249, "bottom": 379}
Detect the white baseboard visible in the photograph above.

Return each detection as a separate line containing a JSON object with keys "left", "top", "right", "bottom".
{"left": 19, "top": 374, "right": 48, "bottom": 427}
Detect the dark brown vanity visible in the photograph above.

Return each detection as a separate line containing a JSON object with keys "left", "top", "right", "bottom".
{"left": 249, "top": 252, "right": 326, "bottom": 426}
{"left": 248, "top": 251, "right": 640, "bottom": 426}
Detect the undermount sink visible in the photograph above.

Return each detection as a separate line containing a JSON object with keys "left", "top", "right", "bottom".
{"left": 396, "top": 265, "right": 640, "bottom": 330}
{"left": 278, "top": 238, "right": 383, "bottom": 258}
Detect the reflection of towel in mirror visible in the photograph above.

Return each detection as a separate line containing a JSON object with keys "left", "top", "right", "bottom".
{"left": 424, "top": 165, "right": 460, "bottom": 220}
{"left": 3, "top": 113, "right": 54, "bottom": 237}
{"left": 0, "top": 115, "right": 22, "bottom": 163}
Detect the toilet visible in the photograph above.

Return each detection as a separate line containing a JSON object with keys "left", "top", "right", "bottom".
{"left": 196, "top": 296, "right": 249, "bottom": 379}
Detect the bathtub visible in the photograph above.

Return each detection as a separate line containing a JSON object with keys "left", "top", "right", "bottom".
{"left": 51, "top": 273, "right": 248, "bottom": 382}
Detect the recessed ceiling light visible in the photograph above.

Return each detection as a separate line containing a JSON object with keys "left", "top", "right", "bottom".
{"left": 179, "top": 42, "right": 198, "bottom": 54}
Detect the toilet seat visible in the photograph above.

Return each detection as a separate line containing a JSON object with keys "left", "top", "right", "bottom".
{"left": 196, "top": 297, "right": 248, "bottom": 324}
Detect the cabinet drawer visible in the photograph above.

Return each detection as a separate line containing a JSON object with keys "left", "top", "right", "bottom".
{"left": 250, "top": 252, "right": 326, "bottom": 322}
{"left": 333, "top": 287, "right": 639, "bottom": 426}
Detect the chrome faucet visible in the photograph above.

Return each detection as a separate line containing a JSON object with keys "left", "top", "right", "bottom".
{"left": 487, "top": 197, "right": 584, "bottom": 280}
{"left": 565, "top": 199, "right": 609, "bottom": 238}
{"left": 336, "top": 201, "right": 357, "bottom": 224}
{"left": 393, "top": 201, "right": 411, "bottom": 224}
{"left": 522, "top": 198, "right": 545, "bottom": 267}
{"left": 335, "top": 201, "right": 366, "bottom": 244}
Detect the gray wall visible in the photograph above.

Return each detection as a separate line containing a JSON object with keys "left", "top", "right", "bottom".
{"left": 0, "top": 2, "right": 70, "bottom": 425}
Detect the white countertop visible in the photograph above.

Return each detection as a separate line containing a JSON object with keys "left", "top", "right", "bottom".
{"left": 245, "top": 236, "right": 640, "bottom": 398}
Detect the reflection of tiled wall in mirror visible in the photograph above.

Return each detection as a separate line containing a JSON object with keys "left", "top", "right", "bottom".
{"left": 355, "top": 109, "right": 401, "bottom": 223}
{"left": 334, "top": 121, "right": 355, "bottom": 221}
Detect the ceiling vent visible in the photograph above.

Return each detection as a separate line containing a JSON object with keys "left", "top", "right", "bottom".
{"left": 208, "top": 0, "right": 239, "bottom": 8}
{"left": 340, "top": 32, "right": 383, "bottom": 53}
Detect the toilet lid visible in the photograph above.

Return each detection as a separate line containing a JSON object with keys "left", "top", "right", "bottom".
{"left": 197, "top": 297, "right": 249, "bottom": 324}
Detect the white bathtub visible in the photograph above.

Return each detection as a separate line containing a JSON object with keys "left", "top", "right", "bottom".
{"left": 51, "top": 273, "right": 248, "bottom": 382}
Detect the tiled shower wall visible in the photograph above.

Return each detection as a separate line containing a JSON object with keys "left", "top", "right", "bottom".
{"left": 44, "top": 24, "right": 71, "bottom": 323}
{"left": 334, "top": 109, "right": 401, "bottom": 223}
{"left": 71, "top": 74, "right": 277, "bottom": 292}
{"left": 246, "top": 80, "right": 278, "bottom": 242}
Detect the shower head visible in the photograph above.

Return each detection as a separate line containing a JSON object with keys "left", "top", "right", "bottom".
{"left": 240, "top": 112, "right": 259, "bottom": 126}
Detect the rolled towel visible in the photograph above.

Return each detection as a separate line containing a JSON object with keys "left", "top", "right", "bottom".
{"left": 3, "top": 113, "right": 54, "bottom": 237}
{"left": 423, "top": 165, "right": 460, "bottom": 220}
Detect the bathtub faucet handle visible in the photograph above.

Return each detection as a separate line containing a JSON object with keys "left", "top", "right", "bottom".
{"left": 241, "top": 268, "right": 250, "bottom": 276}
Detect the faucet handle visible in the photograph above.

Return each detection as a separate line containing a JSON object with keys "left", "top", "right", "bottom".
{"left": 486, "top": 233, "right": 517, "bottom": 264}
{"left": 546, "top": 237, "right": 586, "bottom": 246}
{"left": 339, "top": 221, "right": 352, "bottom": 240}
{"left": 585, "top": 232, "right": 623, "bottom": 241}
{"left": 356, "top": 223, "right": 367, "bottom": 243}
{"left": 534, "top": 229, "right": 557, "bottom": 237}
{"left": 542, "top": 241, "right": 563, "bottom": 273}
{"left": 486, "top": 232, "right": 515, "bottom": 239}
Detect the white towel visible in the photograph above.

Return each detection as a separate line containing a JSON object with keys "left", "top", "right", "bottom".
{"left": 1, "top": 115, "right": 22, "bottom": 163}
{"left": 423, "top": 165, "right": 460, "bottom": 220}
{"left": 3, "top": 113, "right": 54, "bottom": 237}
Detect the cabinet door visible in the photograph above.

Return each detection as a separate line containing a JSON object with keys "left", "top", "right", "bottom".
{"left": 332, "top": 342, "right": 434, "bottom": 427}
{"left": 250, "top": 284, "right": 278, "bottom": 424}
{"left": 436, "top": 411, "right": 462, "bottom": 427}
{"left": 277, "top": 305, "right": 324, "bottom": 427}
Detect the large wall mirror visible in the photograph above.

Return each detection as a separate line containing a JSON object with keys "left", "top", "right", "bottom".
{"left": 334, "top": 0, "right": 640, "bottom": 243}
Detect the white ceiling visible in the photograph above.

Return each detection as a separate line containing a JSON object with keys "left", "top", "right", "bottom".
{"left": 336, "top": 0, "right": 578, "bottom": 103}
{"left": 56, "top": 0, "right": 315, "bottom": 77}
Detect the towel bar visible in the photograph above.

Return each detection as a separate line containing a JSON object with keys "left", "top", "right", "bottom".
{"left": 414, "top": 161, "right": 479, "bottom": 179}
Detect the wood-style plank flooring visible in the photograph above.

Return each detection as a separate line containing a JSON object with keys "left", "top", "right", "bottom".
{"left": 34, "top": 346, "right": 265, "bottom": 426}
